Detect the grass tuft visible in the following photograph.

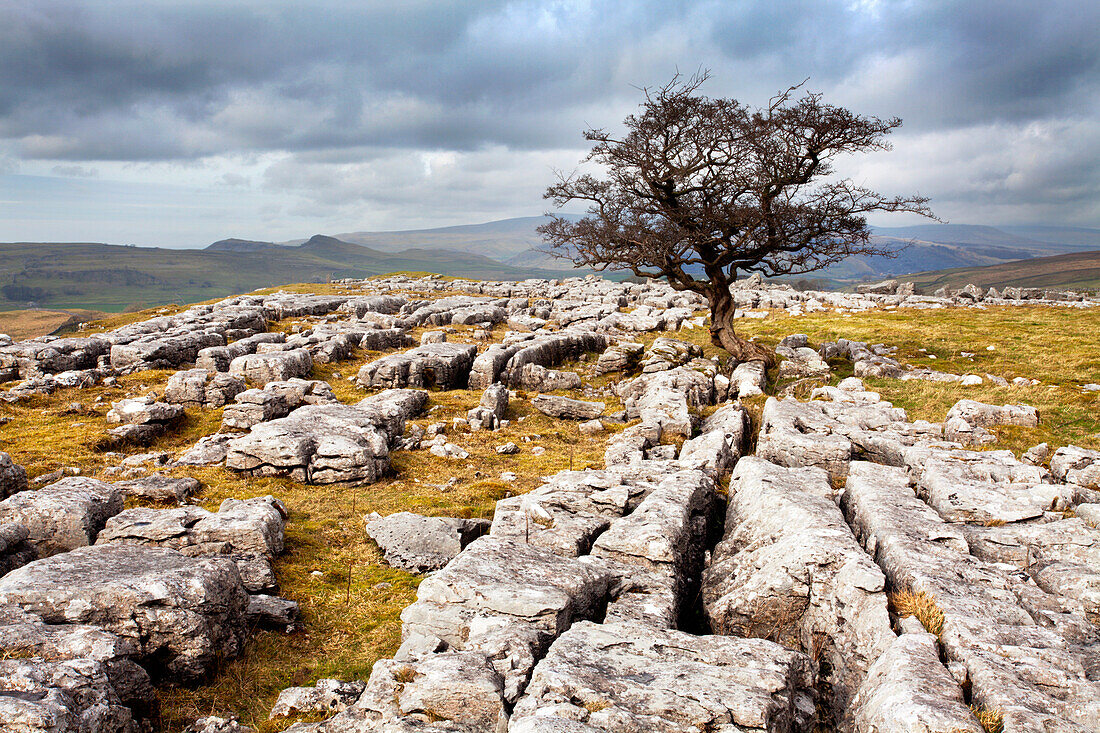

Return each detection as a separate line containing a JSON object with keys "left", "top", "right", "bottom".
{"left": 889, "top": 590, "right": 945, "bottom": 637}
{"left": 970, "top": 705, "right": 1005, "bottom": 733}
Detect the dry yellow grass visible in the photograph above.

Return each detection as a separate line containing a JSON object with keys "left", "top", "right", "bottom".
{"left": 0, "top": 327, "right": 619, "bottom": 730}
{"left": 970, "top": 706, "right": 1005, "bottom": 733}
{"left": 0, "top": 308, "right": 107, "bottom": 340}
{"left": 889, "top": 590, "right": 945, "bottom": 637}
{"left": 3, "top": 291, "right": 1098, "bottom": 731}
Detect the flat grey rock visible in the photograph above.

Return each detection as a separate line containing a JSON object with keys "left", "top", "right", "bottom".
{"left": 511, "top": 621, "right": 814, "bottom": 732}
{"left": 365, "top": 512, "right": 489, "bottom": 573}
{"left": 0, "top": 544, "right": 250, "bottom": 682}
{"left": 0, "top": 477, "right": 123, "bottom": 556}
{"left": 531, "top": 394, "right": 605, "bottom": 420}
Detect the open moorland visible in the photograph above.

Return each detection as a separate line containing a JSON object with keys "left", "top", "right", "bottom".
{"left": 0, "top": 274, "right": 1098, "bottom": 733}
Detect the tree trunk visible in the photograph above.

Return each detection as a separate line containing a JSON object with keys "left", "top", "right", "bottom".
{"left": 708, "top": 288, "right": 776, "bottom": 367}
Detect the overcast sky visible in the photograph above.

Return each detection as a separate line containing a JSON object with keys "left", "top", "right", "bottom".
{"left": 2, "top": 0, "right": 1098, "bottom": 248}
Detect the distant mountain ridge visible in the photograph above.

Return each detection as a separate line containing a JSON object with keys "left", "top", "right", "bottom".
{"left": 905, "top": 250, "right": 1100, "bottom": 292}
{"left": 5, "top": 217, "right": 1099, "bottom": 311}
{"left": 0, "top": 232, "right": 587, "bottom": 311}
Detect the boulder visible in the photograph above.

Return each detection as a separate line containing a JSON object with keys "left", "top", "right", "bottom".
{"left": 229, "top": 349, "right": 313, "bottom": 385}
{"left": 730, "top": 360, "right": 767, "bottom": 398}
{"left": 0, "top": 545, "right": 249, "bottom": 682}
{"left": 0, "top": 477, "right": 123, "bottom": 556}
{"left": 467, "top": 383, "right": 509, "bottom": 431}
{"left": 856, "top": 279, "right": 899, "bottom": 295}
{"left": 511, "top": 621, "right": 814, "bottom": 732}
{"left": 356, "top": 343, "right": 477, "bottom": 390}
{"left": 619, "top": 367, "right": 714, "bottom": 436}
{"left": 516, "top": 363, "right": 582, "bottom": 391}
{"left": 532, "top": 395, "right": 605, "bottom": 420}
{"left": 678, "top": 403, "right": 750, "bottom": 476}
{"left": 106, "top": 396, "right": 184, "bottom": 426}
{"left": 1050, "top": 445, "right": 1100, "bottom": 489}
{"left": 0, "top": 603, "right": 156, "bottom": 725}
{"left": 0, "top": 657, "right": 143, "bottom": 733}
{"left": 97, "top": 495, "right": 287, "bottom": 593}
{"left": 365, "top": 512, "right": 489, "bottom": 573}
{"left": 0, "top": 452, "right": 28, "bottom": 498}
{"left": 165, "top": 368, "right": 246, "bottom": 408}
{"left": 594, "top": 341, "right": 644, "bottom": 375}
{"left": 114, "top": 474, "right": 201, "bottom": 503}
{"left": 0, "top": 522, "right": 36, "bottom": 576}
{"left": 269, "top": 679, "right": 365, "bottom": 720}
{"left": 225, "top": 396, "right": 412, "bottom": 484}
{"left": 175, "top": 433, "right": 235, "bottom": 467}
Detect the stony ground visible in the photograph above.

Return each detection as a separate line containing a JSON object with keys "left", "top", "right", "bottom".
{"left": 0, "top": 274, "right": 1097, "bottom": 733}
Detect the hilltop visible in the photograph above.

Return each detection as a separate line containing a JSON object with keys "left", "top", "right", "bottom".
{"left": 0, "top": 235, "right": 586, "bottom": 312}
{"left": 906, "top": 249, "right": 1100, "bottom": 293}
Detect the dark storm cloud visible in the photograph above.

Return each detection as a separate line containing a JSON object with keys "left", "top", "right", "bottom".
{"left": 1, "top": 0, "right": 1098, "bottom": 231}
{"left": 3, "top": 0, "right": 1097, "bottom": 158}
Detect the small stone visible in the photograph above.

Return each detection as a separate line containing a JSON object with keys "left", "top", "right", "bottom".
{"left": 496, "top": 442, "right": 520, "bottom": 455}
{"left": 578, "top": 419, "right": 604, "bottom": 435}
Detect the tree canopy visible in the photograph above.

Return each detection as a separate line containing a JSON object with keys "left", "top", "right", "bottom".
{"left": 539, "top": 72, "right": 935, "bottom": 363}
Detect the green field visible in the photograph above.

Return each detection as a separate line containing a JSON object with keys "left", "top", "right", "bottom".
{"left": 0, "top": 237, "right": 591, "bottom": 312}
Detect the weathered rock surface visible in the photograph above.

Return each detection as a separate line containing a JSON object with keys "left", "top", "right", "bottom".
{"left": 511, "top": 621, "right": 814, "bottom": 733}
{"left": 703, "top": 457, "right": 893, "bottom": 718}
{"left": 165, "top": 368, "right": 246, "bottom": 408}
{"left": 357, "top": 342, "right": 478, "bottom": 390}
{"left": 1051, "top": 445, "right": 1100, "bottom": 489}
{"left": 531, "top": 395, "right": 605, "bottom": 420}
{"left": 0, "top": 451, "right": 29, "bottom": 498}
{"left": 678, "top": 403, "right": 750, "bottom": 477}
{"left": 0, "top": 544, "right": 250, "bottom": 682}
{"left": 619, "top": 366, "right": 714, "bottom": 437}
{"left": 594, "top": 341, "right": 643, "bottom": 375}
{"left": 730, "top": 359, "right": 767, "bottom": 398}
{"left": 467, "top": 383, "right": 509, "bottom": 431}
{"left": 269, "top": 678, "right": 365, "bottom": 720}
{"left": 97, "top": 495, "right": 287, "bottom": 593}
{"left": 114, "top": 474, "right": 201, "bottom": 503}
{"left": 226, "top": 402, "right": 390, "bottom": 483}
{"left": 229, "top": 348, "right": 313, "bottom": 385}
{"left": 365, "top": 512, "right": 489, "bottom": 573}
{"left": 106, "top": 395, "right": 184, "bottom": 426}
{"left": 0, "top": 477, "right": 123, "bottom": 556}
{"left": 196, "top": 332, "right": 287, "bottom": 372}
{"left": 0, "top": 522, "right": 36, "bottom": 576}
{"left": 516, "top": 363, "right": 582, "bottom": 392}
{"left": 842, "top": 460, "right": 1100, "bottom": 731}
{"left": 468, "top": 330, "right": 610, "bottom": 389}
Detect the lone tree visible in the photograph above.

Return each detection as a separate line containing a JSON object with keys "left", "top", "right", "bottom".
{"left": 539, "top": 72, "right": 934, "bottom": 364}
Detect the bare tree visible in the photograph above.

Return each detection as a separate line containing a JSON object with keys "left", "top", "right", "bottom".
{"left": 539, "top": 72, "right": 935, "bottom": 364}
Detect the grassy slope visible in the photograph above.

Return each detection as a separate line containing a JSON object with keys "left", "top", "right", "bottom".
{"left": 1, "top": 291, "right": 1097, "bottom": 730}
{"left": 905, "top": 250, "right": 1100, "bottom": 292}
{"left": 0, "top": 241, "right": 584, "bottom": 312}
{"left": 0, "top": 308, "right": 106, "bottom": 340}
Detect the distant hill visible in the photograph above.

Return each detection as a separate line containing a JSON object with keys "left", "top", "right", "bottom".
{"left": 7, "top": 219, "right": 1100, "bottom": 311}
{"left": 319, "top": 219, "right": 1100, "bottom": 283}
{"left": 0, "top": 236, "right": 586, "bottom": 312}
{"left": 905, "top": 250, "right": 1100, "bottom": 293}
{"left": 816, "top": 224, "right": 1100, "bottom": 283}
{"left": 321, "top": 215, "right": 582, "bottom": 261}
{"left": 206, "top": 238, "right": 282, "bottom": 253}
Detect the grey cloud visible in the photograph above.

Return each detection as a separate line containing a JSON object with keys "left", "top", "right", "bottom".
{"left": 0, "top": 0, "right": 1098, "bottom": 231}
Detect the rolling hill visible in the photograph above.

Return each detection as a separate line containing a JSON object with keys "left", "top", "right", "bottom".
{"left": 905, "top": 250, "right": 1100, "bottom": 293}
{"left": 6, "top": 218, "right": 1100, "bottom": 311}
{"left": 0, "top": 235, "right": 586, "bottom": 312}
